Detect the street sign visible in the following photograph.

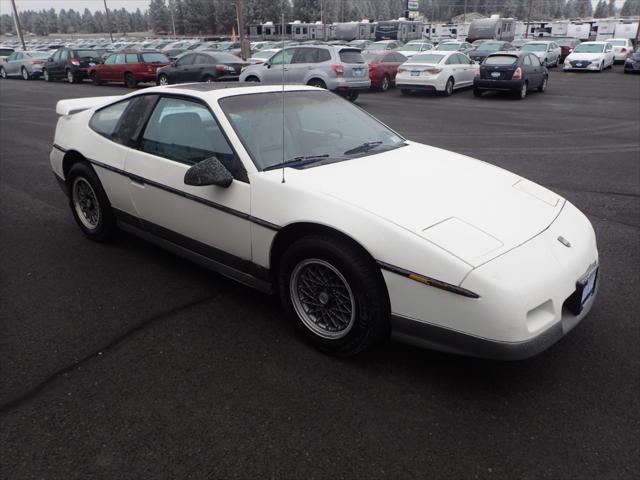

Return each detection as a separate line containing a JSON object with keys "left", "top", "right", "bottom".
{"left": 408, "top": 0, "right": 419, "bottom": 11}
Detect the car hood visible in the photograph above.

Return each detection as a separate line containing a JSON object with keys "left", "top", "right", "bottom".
{"left": 285, "top": 142, "right": 564, "bottom": 267}
{"left": 567, "top": 52, "right": 604, "bottom": 61}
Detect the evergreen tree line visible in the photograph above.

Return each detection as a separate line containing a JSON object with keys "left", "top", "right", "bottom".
{"left": 1, "top": 0, "right": 638, "bottom": 37}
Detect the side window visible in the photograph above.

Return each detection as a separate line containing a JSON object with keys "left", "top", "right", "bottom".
{"left": 139, "top": 97, "right": 245, "bottom": 180}
{"left": 317, "top": 49, "right": 331, "bottom": 62}
{"left": 195, "top": 54, "right": 213, "bottom": 65}
{"left": 523, "top": 55, "right": 532, "bottom": 66}
{"left": 293, "top": 48, "right": 318, "bottom": 64}
{"left": 52, "top": 51, "right": 61, "bottom": 62}
{"left": 381, "top": 53, "right": 393, "bottom": 63}
{"left": 445, "top": 55, "right": 456, "bottom": 65}
{"left": 13, "top": 53, "right": 22, "bottom": 60}
{"left": 89, "top": 100, "right": 131, "bottom": 139}
{"left": 125, "top": 53, "right": 139, "bottom": 63}
{"left": 104, "top": 55, "right": 117, "bottom": 65}
{"left": 60, "top": 50, "right": 70, "bottom": 61}
{"left": 530, "top": 54, "right": 541, "bottom": 66}
{"left": 114, "top": 53, "right": 125, "bottom": 64}
{"left": 176, "top": 54, "right": 194, "bottom": 66}
{"left": 270, "top": 49, "right": 294, "bottom": 65}
{"left": 114, "top": 95, "right": 158, "bottom": 147}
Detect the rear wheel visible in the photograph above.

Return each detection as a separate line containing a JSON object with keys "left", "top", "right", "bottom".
{"left": 124, "top": 72, "right": 137, "bottom": 88}
{"left": 380, "top": 73, "right": 390, "bottom": 92}
{"left": 66, "top": 69, "right": 76, "bottom": 84}
{"left": 157, "top": 73, "right": 169, "bottom": 86}
{"left": 518, "top": 81, "right": 528, "bottom": 99}
{"left": 473, "top": 87, "right": 483, "bottom": 97}
{"left": 538, "top": 75, "right": 548, "bottom": 92}
{"left": 307, "top": 78, "right": 326, "bottom": 89}
{"left": 202, "top": 74, "right": 214, "bottom": 83}
{"left": 278, "top": 235, "right": 390, "bottom": 356}
{"left": 43, "top": 68, "right": 52, "bottom": 82}
{"left": 444, "top": 77, "right": 454, "bottom": 96}
{"left": 345, "top": 91, "right": 359, "bottom": 102}
{"left": 21, "top": 67, "right": 30, "bottom": 80}
{"left": 400, "top": 88, "right": 411, "bottom": 95}
{"left": 0, "top": 67, "right": 6, "bottom": 79}
{"left": 67, "top": 162, "right": 116, "bottom": 242}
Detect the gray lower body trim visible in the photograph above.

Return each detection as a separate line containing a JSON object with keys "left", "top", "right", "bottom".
{"left": 391, "top": 289, "right": 596, "bottom": 360}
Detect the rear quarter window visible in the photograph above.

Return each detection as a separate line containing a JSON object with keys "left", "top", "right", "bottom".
{"left": 485, "top": 55, "right": 519, "bottom": 65}
{"left": 89, "top": 100, "right": 131, "bottom": 139}
{"left": 339, "top": 49, "right": 365, "bottom": 64}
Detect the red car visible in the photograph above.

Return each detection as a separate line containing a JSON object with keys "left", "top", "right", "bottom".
{"left": 363, "top": 51, "right": 407, "bottom": 91}
{"left": 554, "top": 38, "right": 581, "bottom": 62}
{"left": 89, "top": 51, "right": 170, "bottom": 88}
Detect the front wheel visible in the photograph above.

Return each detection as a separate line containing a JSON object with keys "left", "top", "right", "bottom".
{"left": 124, "top": 72, "right": 137, "bottom": 88}
{"left": 67, "top": 162, "right": 117, "bottom": 242}
{"left": 0, "top": 67, "right": 6, "bottom": 79}
{"left": 157, "top": 73, "right": 169, "bottom": 86}
{"left": 278, "top": 235, "right": 390, "bottom": 356}
{"left": 21, "top": 67, "right": 30, "bottom": 80}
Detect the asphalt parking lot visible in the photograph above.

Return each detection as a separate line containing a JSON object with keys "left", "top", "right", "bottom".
{"left": 1, "top": 69, "right": 639, "bottom": 479}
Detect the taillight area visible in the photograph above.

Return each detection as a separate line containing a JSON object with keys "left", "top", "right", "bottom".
{"left": 620, "top": 48, "right": 627, "bottom": 53}
{"left": 512, "top": 67, "right": 523, "bottom": 80}
{"left": 331, "top": 64, "right": 344, "bottom": 76}
{"left": 69, "top": 58, "right": 80, "bottom": 66}
{"left": 216, "top": 64, "right": 234, "bottom": 73}
{"left": 32, "top": 60, "right": 44, "bottom": 65}
{"left": 425, "top": 68, "right": 442, "bottom": 75}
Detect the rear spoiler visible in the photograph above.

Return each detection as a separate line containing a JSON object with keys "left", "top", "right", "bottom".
{"left": 56, "top": 95, "right": 122, "bottom": 116}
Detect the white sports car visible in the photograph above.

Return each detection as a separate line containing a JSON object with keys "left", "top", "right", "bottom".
{"left": 50, "top": 84, "right": 599, "bottom": 359}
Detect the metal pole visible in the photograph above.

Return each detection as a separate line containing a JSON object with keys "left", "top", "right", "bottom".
{"left": 169, "top": 0, "right": 177, "bottom": 37}
{"left": 103, "top": 0, "right": 114, "bottom": 43}
{"left": 525, "top": 0, "right": 533, "bottom": 39}
{"left": 236, "top": 0, "right": 249, "bottom": 60}
{"left": 464, "top": 0, "right": 468, "bottom": 23}
{"left": 9, "top": 0, "right": 26, "bottom": 50}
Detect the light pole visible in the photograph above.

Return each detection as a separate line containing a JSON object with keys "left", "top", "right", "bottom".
{"left": 9, "top": 0, "right": 26, "bottom": 50}
{"left": 103, "top": 0, "right": 114, "bottom": 43}
{"left": 168, "top": 0, "right": 177, "bottom": 37}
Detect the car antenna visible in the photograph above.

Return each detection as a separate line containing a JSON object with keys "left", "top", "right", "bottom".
{"left": 280, "top": 10, "right": 286, "bottom": 184}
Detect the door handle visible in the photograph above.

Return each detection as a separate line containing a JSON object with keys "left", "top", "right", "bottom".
{"left": 129, "top": 174, "right": 145, "bottom": 187}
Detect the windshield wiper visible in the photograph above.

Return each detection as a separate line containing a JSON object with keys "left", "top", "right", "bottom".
{"left": 263, "top": 154, "right": 330, "bottom": 171}
{"left": 343, "top": 141, "right": 383, "bottom": 155}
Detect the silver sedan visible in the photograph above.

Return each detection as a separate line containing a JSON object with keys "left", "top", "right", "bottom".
{"left": 520, "top": 41, "right": 562, "bottom": 67}
{"left": 0, "top": 50, "right": 49, "bottom": 80}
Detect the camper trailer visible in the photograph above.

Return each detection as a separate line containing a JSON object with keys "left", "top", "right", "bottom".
{"left": 550, "top": 20, "right": 569, "bottom": 37}
{"left": 594, "top": 19, "right": 618, "bottom": 40}
{"left": 614, "top": 20, "right": 640, "bottom": 40}
{"left": 334, "top": 20, "right": 375, "bottom": 41}
{"left": 566, "top": 22, "right": 593, "bottom": 41}
{"left": 467, "top": 16, "right": 516, "bottom": 43}
{"left": 375, "top": 19, "right": 423, "bottom": 42}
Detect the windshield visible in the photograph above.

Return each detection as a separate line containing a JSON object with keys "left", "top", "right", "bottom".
{"left": 74, "top": 50, "right": 98, "bottom": 58}
{"left": 407, "top": 53, "right": 445, "bottom": 64}
{"left": 435, "top": 43, "right": 460, "bottom": 51}
{"left": 142, "top": 52, "right": 169, "bottom": 63}
{"left": 574, "top": 44, "right": 604, "bottom": 53}
{"left": 608, "top": 40, "right": 626, "bottom": 46}
{"left": 476, "top": 42, "right": 505, "bottom": 52}
{"left": 521, "top": 44, "right": 547, "bottom": 52}
{"left": 219, "top": 90, "right": 406, "bottom": 171}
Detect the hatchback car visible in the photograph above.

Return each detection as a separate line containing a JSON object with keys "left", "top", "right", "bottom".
{"left": 156, "top": 51, "right": 248, "bottom": 85}
{"left": 50, "top": 84, "right": 598, "bottom": 359}
{"left": 90, "top": 51, "right": 170, "bottom": 87}
{"left": 363, "top": 51, "right": 407, "bottom": 91}
{"left": 396, "top": 51, "right": 477, "bottom": 96}
{"left": 469, "top": 41, "right": 515, "bottom": 63}
{"left": 0, "top": 50, "right": 49, "bottom": 80}
{"left": 474, "top": 51, "right": 548, "bottom": 99}
{"left": 239, "top": 45, "right": 370, "bottom": 101}
{"left": 43, "top": 47, "right": 103, "bottom": 83}
{"left": 520, "top": 41, "right": 561, "bottom": 67}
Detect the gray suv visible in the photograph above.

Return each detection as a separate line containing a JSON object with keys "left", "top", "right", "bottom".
{"left": 239, "top": 45, "right": 370, "bottom": 101}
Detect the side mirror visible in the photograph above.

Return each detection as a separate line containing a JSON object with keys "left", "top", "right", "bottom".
{"left": 47, "top": 57, "right": 53, "bottom": 62}
{"left": 184, "top": 157, "right": 233, "bottom": 188}
{"left": 265, "top": 62, "right": 271, "bottom": 68}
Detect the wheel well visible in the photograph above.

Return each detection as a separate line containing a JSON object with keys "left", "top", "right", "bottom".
{"left": 270, "top": 222, "right": 378, "bottom": 277}
{"left": 62, "top": 150, "right": 87, "bottom": 180}
{"left": 306, "top": 78, "right": 326, "bottom": 87}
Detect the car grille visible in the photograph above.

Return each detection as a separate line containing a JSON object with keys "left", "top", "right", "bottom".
{"left": 570, "top": 60, "right": 591, "bottom": 67}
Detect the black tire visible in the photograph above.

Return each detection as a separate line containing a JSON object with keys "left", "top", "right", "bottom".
{"left": 66, "top": 68, "right": 76, "bottom": 84}
{"left": 202, "top": 74, "right": 214, "bottom": 83}
{"left": 517, "top": 81, "right": 528, "bottom": 99}
{"left": 245, "top": 75, "right": 260, "bottom": 82}
{"left": 66, "top": 162, "right": 117, "bottom": 242}
{"left": 278, "top": 235, "right": 390, "bottom": 356}
{"left": 444, "top": 77, "right": 454, "bottom": 96}
{"left": 21, "top": 67, "right": 30, "bottom": 80}
{"left": 473, "top": 87, "right": 483, "bottom": 97}
{"left": 307, "top": 78, "right": 327, "bottom": 89}
{"left": 0, "top": 67, "right": 6, "bottom": 79}
{"left": 345, "top": 91, "right": 359, "bottom": 102}
{"left": 124, "top": 72, "right": 137, "bottom": 88}
{"left": 400, "top": 88, "right": 411, "bottom": 95}
{"left": 43, "top": 68, "right": 52, "bottom": 82}
{"left": 157, "top": 73, "right": 169, "bottom": 86}
{"left": 538, "top": 75, "right": 548, "bottom": 92}
{"left": 380, "top": 73, "right": 390, "bottom": 92}
{"left": 91, "top": 71, "right": 103, "bottom": 85}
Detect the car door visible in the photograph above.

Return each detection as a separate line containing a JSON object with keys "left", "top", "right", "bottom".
{"left": 457, "top": 53, "right": 476, "bottom": 85}
{"left": 100, "top": 54, "right": 117, "bottom": 80}
{"left": 261, "top": 48, "right": 295, "bottom": 83}
{"left": 109, "top": 53, "right": 125, "bottom": 81}
{"left": 288, "top": 47, "right": 319, "bottom": 83}
{"left": 527, "top": 54, "right": 544, "bottom": 86}
{"left": 124, "top": 95, "right": 252, "bottom": 266}
{"left": 604, "top": 43, "right": 614, "bottom": 66}
{"left": 56, "top": 49, "right": 70, "bottom": 78}
{"left": 4, "top": 52, "right": 18, "bottom": 75}
{"left": 172, "top": 53, "right": 196, "bottom": 83}
{"left": 48, "top": 49, "right": 64, "bottom": 78}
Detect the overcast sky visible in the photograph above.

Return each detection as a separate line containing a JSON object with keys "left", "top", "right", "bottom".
{"left": 0, "top": 0, "right": 624, "bottom": 15}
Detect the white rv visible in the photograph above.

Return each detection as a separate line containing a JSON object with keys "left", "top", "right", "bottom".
{"left": 614, "top": 20, "right": 639, "bottom": 40}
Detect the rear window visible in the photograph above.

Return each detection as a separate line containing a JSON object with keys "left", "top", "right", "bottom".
{"left": 74, "top": 50, "right": 97, "bottom": 58}
{"left": 485, "top": 55, "right": 518, "bottom": 65}
{"left": 142, "top": 52, "right": 169, "bottom": 63}
{"left": 339, "top": 49, "right": 365, "bottom": 64}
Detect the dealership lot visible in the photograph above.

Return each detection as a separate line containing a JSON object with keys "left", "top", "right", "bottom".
{"left": 1, "top": 70, "right": 638, "bottom": 478}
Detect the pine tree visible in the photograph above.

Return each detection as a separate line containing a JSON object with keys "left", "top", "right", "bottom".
{"left": 149, "top": 0, "right": 171, "bottom": 33}
{"left": 620, "top": 0, "right": 640, "bottom": 16}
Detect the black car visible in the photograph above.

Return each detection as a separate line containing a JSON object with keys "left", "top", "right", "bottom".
{"left": 469, "top": 41, "right": 515, "bottom": 63}
{"left": 43, "top": 48, "right": 103, "bottom": 83}
{"left": 474, "top": 51, "right": 549, "bottom": 100}
{"left": 624, "top": 50, "right": 640, "bottom": 74}
{"left": 156, "top": 51, "right": 248, "bottom": 85}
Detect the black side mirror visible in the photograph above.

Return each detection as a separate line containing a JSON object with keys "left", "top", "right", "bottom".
{"left": 184, "top": 157, "right": 233, "bottom": 188}
{"left": 47, "top": 57, "right": 53, "bottom": 62}
{"left": 265, "top": 62, "right": 271, "bottom": 68}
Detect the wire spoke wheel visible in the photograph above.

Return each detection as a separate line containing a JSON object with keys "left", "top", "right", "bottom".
{"left": 290, "top": 259, "right": 356, "bottom": 339}
{"left": 72, "top": 177, "right": 100, "bottom": 230}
